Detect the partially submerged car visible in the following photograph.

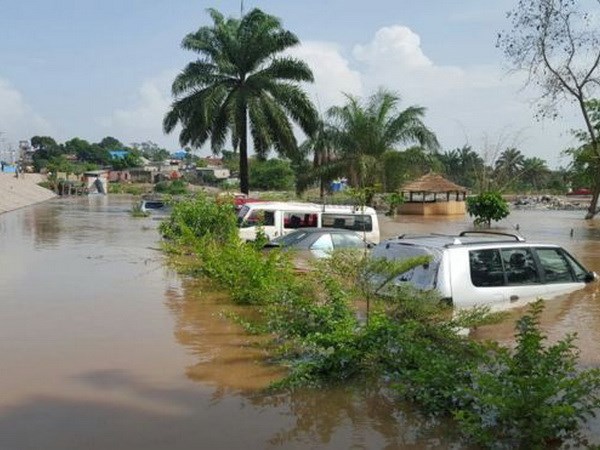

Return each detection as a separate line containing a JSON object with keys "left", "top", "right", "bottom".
{"left": 264, "top": 228, "right": 372, "bottom": 271}
{"left": 371, "top": 230, "right": 596, "bottom": 310}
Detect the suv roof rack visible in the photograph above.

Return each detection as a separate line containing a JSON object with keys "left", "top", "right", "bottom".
{"left": 458, "top": 230, "right": 525, "bottom": 242}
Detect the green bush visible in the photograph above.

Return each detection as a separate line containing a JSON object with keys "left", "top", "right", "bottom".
{"left": 454, "top": 300, "right": 600, "bottom": 448}
{"left": 466, "top": 191, "right": 510, "bottom": 227}
{"left": 154, "top": 179, "right": 187, "bottom": 195}
{"left": 159, "top": 193, "right": 238, "bottom": 244}
{"left": 161, "top": 194, "right": 600, "bottom": 449}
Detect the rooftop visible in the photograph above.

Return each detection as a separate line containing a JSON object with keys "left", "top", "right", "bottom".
{"left": 401, "top": 173, "right": 467, "bottom": 194}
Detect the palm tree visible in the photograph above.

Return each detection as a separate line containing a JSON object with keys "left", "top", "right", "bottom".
{"left": 495, "top": 147, "right": 525, "bottom": 182}
{"left": 297, "top": 118, "right": 339, "bottom": 198}
{"left": 522, "top": 157, "right": 550, "bottom": 191}
{"left": 163, "top": 8, "right": 318, "bottom": 194}
{"left": 327, "top": 89, "right": 439, "bottom": 188}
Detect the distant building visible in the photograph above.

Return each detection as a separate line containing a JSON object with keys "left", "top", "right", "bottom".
{"left": 83, "top": 170, "right": 109, "bottom": 194}
{"left": 399, "top": 173, "right": 468, "bottom": 216}
{"left": 203, "top": 157, "right": 224, "bottom": 166}
{"left": 171, "top": 150, "right": 188, "bottom": 160}
{"left": 109, "top": 150, "right": 129, "bottom": 160}
{"left": 197, "top": 167, "right": 230, "bottom": 180}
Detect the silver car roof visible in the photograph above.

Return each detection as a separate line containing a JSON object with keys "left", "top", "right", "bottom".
{"left": 379, "top": 231, "right": 560, "bottom": 250}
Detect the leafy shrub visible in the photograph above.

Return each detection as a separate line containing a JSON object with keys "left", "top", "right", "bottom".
{"left": 454, "top": 300, "right": 600, "bottom": 448}
{"left": 466, "top": 191, "right": 510, "bottom": 227}
{"left": 161, "top": 194, "right": 600, "bottom": 449}
{"left": 154, "top": 179, "right": 187, "bottom": 195}
{"left": 159, "top": 193, "right": 238, "bottom": 244}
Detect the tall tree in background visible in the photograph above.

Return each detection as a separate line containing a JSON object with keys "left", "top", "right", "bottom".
{"left": 522, "top": 156, "right": 550, "bottom": 191}
{"left": 164, "top": 8, "right": 318, "bottom": 194}
{"left": 498, "top": 0, "right": 600, "bottom": 218}
{"left": 495, "top": 147, "right": 525, "bottom": 188}
{"left": 298, "top": 118, "right": 339, "bottom": 198}
{"left": 327, "top": 89, "right": 439, "bottom": 189}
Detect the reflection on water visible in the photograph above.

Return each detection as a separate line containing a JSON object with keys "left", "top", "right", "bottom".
{"left": 2, "top": 200, "right": 600, "bottom": 448}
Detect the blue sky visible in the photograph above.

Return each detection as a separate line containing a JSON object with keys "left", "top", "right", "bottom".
{"left": 0, "top": 0, "right": 590, "bottom": 167}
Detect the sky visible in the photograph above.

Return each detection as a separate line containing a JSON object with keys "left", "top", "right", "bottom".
{"left": 0, "top": 0, "right": 592, "bottom": 167}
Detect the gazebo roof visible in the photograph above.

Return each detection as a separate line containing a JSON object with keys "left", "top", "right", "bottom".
{"left": 401, "top": 173, "right": 467, "bottom": 193}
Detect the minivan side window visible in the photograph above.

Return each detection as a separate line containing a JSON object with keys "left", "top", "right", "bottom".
{"left": 284, "top": 212, "right": 318, "bottom": 229}
{"left": 322, "top": 214, "right": 373, "bottom": 232}
{"left": 536, "top": 248, "right": 574, "bottom": 283}
{"left": 240, "top": 209, "right": 275, "bottom": 227}
{"left": 469, "top": 249, "right": 505, "bottom": 287}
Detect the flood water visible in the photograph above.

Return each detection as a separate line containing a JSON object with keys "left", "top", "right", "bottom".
{"left": 1, "top": 197, "right": 599, "bottom": 449}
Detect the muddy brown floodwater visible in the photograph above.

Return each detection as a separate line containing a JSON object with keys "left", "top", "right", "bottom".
{"left": 1, "top": 197, "right": 600, "bottom": 449}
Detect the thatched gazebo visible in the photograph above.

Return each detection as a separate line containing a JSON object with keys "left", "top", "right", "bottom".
{"left": 399, "top": 173, "right": 468, "bottom": 216}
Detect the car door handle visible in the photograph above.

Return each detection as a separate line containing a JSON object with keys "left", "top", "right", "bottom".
{"left": 510, "top": 295, "right": 519, "bottom": 302}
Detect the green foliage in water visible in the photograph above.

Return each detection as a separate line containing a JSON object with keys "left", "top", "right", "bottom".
{"left": 108, "top": 182, "right": 147, "bottom": 195}
{"left": 130, "top": 202, "right": 150, "bottom": 218}
{"left": 154, "top": 179, "right": 188, "bottom": 195}
{"left": 159, "top": 193, "right": 238, "bottom": 244}
{"left": 161, "top": 194, "right": 600, "bottom": 449}
{"left": 454, "top": 300, "right": 600, "bottom": 449}
{"left": 466, "top": 191, "right": 510, "bottom": 227}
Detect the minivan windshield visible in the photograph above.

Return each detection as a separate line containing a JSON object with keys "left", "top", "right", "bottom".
{"left": 371, "top": 244, "right": 440, "bottom": 290}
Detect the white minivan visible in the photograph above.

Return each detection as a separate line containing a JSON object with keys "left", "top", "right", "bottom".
{"left": 372, "top": 230, "right": 596, "bottom": 311}
{"left": 237, "top": 201, "right": 380, "bottom": 244}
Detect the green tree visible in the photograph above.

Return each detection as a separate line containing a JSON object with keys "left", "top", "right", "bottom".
{"left": 438, "top": 146, "right": 484, "bottom": 189}
{"left": 163, "top": 8, "right": 318, "bottom": 195}
{"left": 97, "top": 136, "right": 123, "bottom": 150}
{"left": 566, "top": 99, "right": 600, "bottom": 200}
{"left": 382, "top": 147, "right": 441, "bottom": 192}
{"left": 521, "top": 157, "right": 550, "bottom": 191}
{"left": 132, "top": 141, "right": 170, "bottom": 162}
{"left": 327, "top": 89, "right": 439, "bottom": 189}
{"left": 498, "top": 0, "right": 600, "bottom": 218}
{"left": 494, "top": 147, "right": 525, "bottom": 189}
{"left": 298, "top": 117, "right": 338, "bottom": 197}
{"left": 65, "top": 138, "right": 110, "bottom": 165}
{"left": 466, "top": 191, "right": 510, "bottom": 227}
{"left": 31, "top": 136, "right": 64, "bottom": 171}
{"left": 249, "top": 158, "right": 294, "bottom": 190}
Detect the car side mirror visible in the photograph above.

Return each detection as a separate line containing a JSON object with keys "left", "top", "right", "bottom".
{"left": 584, "top": 271, "right": 597, "bottom": 283}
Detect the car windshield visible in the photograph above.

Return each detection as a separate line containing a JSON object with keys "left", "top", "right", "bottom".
{"left": 269, "top": 230, "right": 309, "bottom": 247}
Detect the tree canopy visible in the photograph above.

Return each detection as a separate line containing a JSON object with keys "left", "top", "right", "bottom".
{"left": 163, "top": 7, "right": 318, "bottom": 194}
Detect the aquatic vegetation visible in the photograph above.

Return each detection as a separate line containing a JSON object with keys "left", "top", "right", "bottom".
{"left": 162, "top": 194, "right": 600, "bottom": 448}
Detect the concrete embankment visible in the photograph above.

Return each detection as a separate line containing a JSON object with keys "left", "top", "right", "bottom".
{"left": 0, "top": 173, "right": 57, "bottom": 214}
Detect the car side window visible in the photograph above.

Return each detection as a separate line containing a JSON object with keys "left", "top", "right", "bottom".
{"left": 562, "top": 251, "right": 588, "bottom": 282}
{"left": 331, "top": 233, "right": 364, "bottom": 249}
{"left": 535, "top": 248, "right": 575, "bottom": 283}
{"left": 310, "top": 234, "right": 334, "bottom": 252}
{"left": 501, "top": 248, "right": 540, "bottom": 285}
{"left": 469, "top": 249, "right": 505, "bottom": 287}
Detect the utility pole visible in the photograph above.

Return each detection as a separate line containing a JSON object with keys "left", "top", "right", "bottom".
{"left": 241, "top": 0, "right": 244, "bottom": 17}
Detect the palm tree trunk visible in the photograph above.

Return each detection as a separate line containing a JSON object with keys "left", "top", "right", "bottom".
{"left": 239, "top": 107, "right": 250, "bottom": 195}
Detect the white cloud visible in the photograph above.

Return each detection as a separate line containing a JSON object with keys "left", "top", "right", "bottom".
{"left": 297, "top": 25, "right": 580, "bottom": 167}
{"left": 0, "top": 77, "right": 53, "bottom": 148}
{"left": 288, "top": 41, "right": 363, "bottom": 112}
{"left": 101, "top": 70, "right": 180, "bottom": 148}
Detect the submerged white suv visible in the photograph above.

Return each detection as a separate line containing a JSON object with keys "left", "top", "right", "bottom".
{"left": 372, "top": 231, "right": 596, "bottom": 310}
